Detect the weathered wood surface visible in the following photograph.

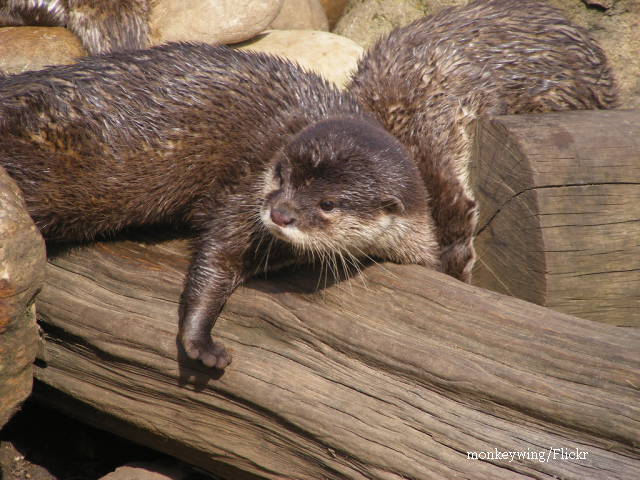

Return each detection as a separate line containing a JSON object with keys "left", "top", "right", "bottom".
{"left": 0, "top": 166, "right": 46, "bottom": 429}
{"left": 469, "top": 108, "right": 640, "bottom": 326}
{"left": 33, "top": 235, "right": 640, "bottom": 479}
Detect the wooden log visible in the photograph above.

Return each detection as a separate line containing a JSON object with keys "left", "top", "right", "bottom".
{"left": 33, "top": 235, "right": 640, "bottom": 479}
{"left": 0, "top": 166, "right": 46, "bottom": 428}
{"left": 469, "top": 109, "right": 640, "bottom": 326}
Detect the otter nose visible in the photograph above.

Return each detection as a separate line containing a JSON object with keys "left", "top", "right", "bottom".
{"left": 271, "top": 208, "right": 294, "bottom": 227}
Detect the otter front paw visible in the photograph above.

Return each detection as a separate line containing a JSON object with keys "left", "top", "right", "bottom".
{"left": 182, "top": 336, "right": 232, "bottom": 369}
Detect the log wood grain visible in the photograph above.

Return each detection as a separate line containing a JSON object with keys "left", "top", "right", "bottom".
{"left": 33, "top": 235, "right": 640, "bottom": 479}
{"left": 0, "top": 166, "right": 46, "bottom": 428}
{"left": 470, "top": 109, "right": 640, "bottom": 326}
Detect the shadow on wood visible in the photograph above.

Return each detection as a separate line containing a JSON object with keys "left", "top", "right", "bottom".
{"left": 32, "top": 234, "right": 640, "bottom": 479}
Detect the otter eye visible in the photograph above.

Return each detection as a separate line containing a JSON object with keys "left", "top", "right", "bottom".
{"left": 320, "top": 201, "right": 335, "bottom": 212}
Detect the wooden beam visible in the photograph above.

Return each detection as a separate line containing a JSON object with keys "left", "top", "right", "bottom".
{"left": 33, "top": 235, "right": 640, "bottom": 479}
{"left": 470, "top": 109, "right": 640, "bottom": 325}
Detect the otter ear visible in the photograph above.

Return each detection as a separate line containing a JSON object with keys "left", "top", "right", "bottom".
{"left": 382, "top": 196, "right": 405, "bottom": 215}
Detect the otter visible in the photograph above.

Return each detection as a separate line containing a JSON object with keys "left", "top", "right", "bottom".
{"left": 0, "top": 0, "right": 618, "bottom": 369}
{"left": 349, "top": 0, "right": 619, "bottom": 281}
{"left": 0, "top": 43, "right": 440, "bottom": 369}
{"left": 0, "top": 0, "right": 148, "bottom": 54}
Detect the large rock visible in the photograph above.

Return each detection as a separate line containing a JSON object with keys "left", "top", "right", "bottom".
{"left": 234, "top": 30, "right": 363, "bottom": 88}
{"left": 0, "top": 27, "right": 87, "bottom": 75}
{"left": 148, "top": 0, "right": 284, "bottom": 46}
{"left": 268, "top": 0, "right": 329, "bottom": 31}
{"left": 0, "top": 166, "right": 47, "bottom": 429}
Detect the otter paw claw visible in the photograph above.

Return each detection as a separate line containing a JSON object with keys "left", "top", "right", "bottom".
{"left": 183, "top": 337, "right": 232, "bottom": 369}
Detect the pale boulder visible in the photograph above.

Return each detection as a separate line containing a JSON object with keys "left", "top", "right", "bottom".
{"left": 148, "top": 0, "right": 284, "bottom": 46}
{"left": 235, "top": 30, "right": 363, "bottom": 89}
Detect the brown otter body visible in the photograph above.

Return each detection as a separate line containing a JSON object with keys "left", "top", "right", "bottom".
{"left": 0, "top": 0, "right": 148, "bottom": 54}
{"left": 349, "top": 0, "right": 619, "bottom": 281}
{"left": 0, "top": 43, "right": 440, "bottom": 368}
{"left": 0, "top": 0, "right": 619, "bottom": 369}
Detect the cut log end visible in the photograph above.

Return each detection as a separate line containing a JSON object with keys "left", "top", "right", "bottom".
{"left": 470, "top": 109, "right": 640, "bottom": 326}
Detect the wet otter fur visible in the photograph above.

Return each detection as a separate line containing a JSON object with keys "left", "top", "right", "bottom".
{"left": 349, "top": 0, "right": 619, "bottom": 281}
{"left": 0, "top": 0, "right": 619, "bottom": 368}
{"left": 0, "top": 43, "right": 440, "bottom": 368}
{"left": 0, "top": 0, "right": 148, "bottom": 54}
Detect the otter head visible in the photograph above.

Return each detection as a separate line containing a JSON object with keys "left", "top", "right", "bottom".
{"left": 260, "top": 118, "right": 440, "bottom": 267}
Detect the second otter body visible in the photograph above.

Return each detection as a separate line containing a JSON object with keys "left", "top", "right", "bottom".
{"left": 0, "top": 43, "right": 439, "bottom": 368}
{"left": 349, "top": 0, "right": 619, "bottom": 281}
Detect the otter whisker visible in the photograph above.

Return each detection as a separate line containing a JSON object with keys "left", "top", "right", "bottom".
{"left": 351, "top": 245, "right": 398, "bottom": 281}
{"left": 261, "top": 237, "right": 275, "bottom": 273}
{"left": 336, "top": 249, "right": 356, "bottom": 299}
{"left": 344, "top": 249, "right": 369, "bottom": 291}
